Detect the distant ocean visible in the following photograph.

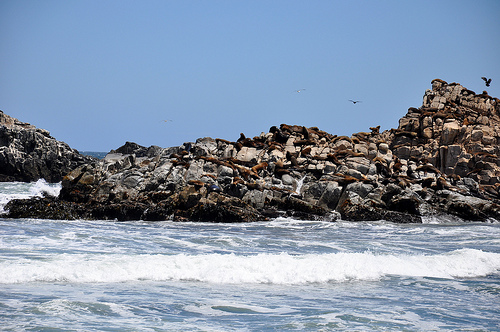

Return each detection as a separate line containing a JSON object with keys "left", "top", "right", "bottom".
{"left": 80, "top": 151, "right": 108, "bottom": 159}
{"left": 0, "top": 181, "right": 499, "bottom": 331}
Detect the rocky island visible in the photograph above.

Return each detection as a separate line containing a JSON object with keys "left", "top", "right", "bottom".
{"left": 3, "top": 79, "right": 500, "bottom": 222}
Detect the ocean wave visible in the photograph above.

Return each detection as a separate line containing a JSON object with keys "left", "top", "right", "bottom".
{"left": 1, "top": 249, "right": 499, "bottom": 285}
{"left": 29, "top": 179, "right": 61, "bottom": 197}
{"left": 0, "top": 179, "right": 61, "bottom": 213}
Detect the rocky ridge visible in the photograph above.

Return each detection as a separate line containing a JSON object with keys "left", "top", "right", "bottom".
{"left": 0, "top": 111, "right": 96, "bottom": 182}
{"left": 5, "top": 80, "right": 500, "bottom": 222}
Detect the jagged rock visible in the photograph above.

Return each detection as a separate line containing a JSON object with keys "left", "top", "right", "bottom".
{"left": 431, "top": 190, "right": 500, "bottom": 221}
{"left": 3, "top": 79, "right": 500, "bottom": 222}
{"left": 5, "top": 196, "right": 88, "bottom": 220}
{"left": 345, "top": 182, "right": 374, "bottom": 198}
{"left": 185, "top": 192, "right": 264, "bottom": 222}
{"left": 0, "top": 111, "right": 96, "bottom": 182}
{"left": 317, "top": 181, "right": 343, "bottom": 209}
{"left": 336, "top": 189, "right": 422, "bottom": 223}
{"left": 441, "top": 120, "right": 460, "bottom": 145}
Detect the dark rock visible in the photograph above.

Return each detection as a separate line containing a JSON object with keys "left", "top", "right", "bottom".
{"left": 111, "top": 141, "right": 148, "bottom": 157}
{"left": 337, "top": 191, "right": 422, "bottom": 223}
{"left": 5, "top": 196, "right": 86, "bottom": 220}
{"left": 0, "top": 111, "right": 96, "bottom": 183}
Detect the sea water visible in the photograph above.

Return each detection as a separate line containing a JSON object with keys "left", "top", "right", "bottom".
{"left": 0, "top": 182, "right": 499, "bottom": 331}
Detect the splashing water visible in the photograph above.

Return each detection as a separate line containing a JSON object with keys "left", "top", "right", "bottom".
{"left": 0, "top": 179, "right": 61, "bottom": 213}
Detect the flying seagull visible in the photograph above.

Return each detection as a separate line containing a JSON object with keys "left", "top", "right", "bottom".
{"left": 481, "top": 77, "right": 492, "bottom": 87}
{"left": 349, "top": 100, "right": 362, "bottom": 104}
{"left": 294, "top": 89, "right": 306, "bottom": 93}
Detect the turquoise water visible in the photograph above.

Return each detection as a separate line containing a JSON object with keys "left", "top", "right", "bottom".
{"left": 0, "top": 182, "right": 499, "bottom": 331}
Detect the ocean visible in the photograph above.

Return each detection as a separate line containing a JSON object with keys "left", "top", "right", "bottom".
{"left": 80, "top": 151, "right": 108, "bottom": 159}
{"left": 0, "top": 181, "right": 499, "bottom": 331}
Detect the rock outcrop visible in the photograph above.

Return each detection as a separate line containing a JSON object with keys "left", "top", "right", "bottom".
{"left": 0, "top": 111, "right": 96, "bottom": 182}
{"left": 4, "top": 80, "right": 500, "bottom": 222}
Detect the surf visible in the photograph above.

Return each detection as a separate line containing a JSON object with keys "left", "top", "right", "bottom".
{"left": 0, "top": 179, "right": 61, "bottom": 213}
{"left": 1, "top": 249, "right": 498, "bottom": 285}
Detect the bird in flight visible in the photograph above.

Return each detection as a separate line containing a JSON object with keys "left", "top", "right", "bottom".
{"left": 162, "top": 119, "right": 173, "bottom": 123}
{"left": 481, "top": 77, "right": 492, "bottom": 87}
{"left": 349, "top": 100, "right": 362, "bottom": 104}
{"left": 294, "top": 89, "right": 306, "bottom": 93}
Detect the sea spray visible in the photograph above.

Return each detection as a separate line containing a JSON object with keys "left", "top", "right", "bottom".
{"left": 0, "top": 179, "right": 61, "bottom": 213}
{"left": 29, "top": 179, "right": 61, "bottom": 197}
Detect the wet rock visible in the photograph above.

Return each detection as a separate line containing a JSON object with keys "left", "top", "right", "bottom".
{"left": 336, "top": 190, "right": 422, "bottom": 223}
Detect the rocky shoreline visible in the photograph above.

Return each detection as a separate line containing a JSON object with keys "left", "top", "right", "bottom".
{"left": 3, "top": 79, "right": 500, "bottom": 222}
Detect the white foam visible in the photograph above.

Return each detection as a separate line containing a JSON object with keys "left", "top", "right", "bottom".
{"left": 1, "top": 249, "right": 498, "bottom": 284}
{"left": 0, "top": 180, "right": 61, "bottom": 213}
{"left": 29, "top": 179, "right": 61, "bottom": 197}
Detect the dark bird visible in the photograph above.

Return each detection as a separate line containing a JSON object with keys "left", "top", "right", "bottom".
{"left": 349, "top": 100, "right": 361, "bottom": 104}
{"left": 481, "top": 77, "right": 492, "bottom": 87}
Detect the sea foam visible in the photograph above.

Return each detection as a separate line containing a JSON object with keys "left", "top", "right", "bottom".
{"left": 1, "top": 249, "right": 498, "bottom": 284}
{"left": 29, "top": 178, "right": 61, "bottom": 197}
{"left": 0, "top": 179, "right": 61, "bottom": 213}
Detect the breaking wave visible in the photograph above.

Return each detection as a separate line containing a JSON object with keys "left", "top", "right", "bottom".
{"left": 1, "top": 249, "right": 498, "bottom": 284}
{"left": 0, "top": 179, "right": 61, "bottom": 213}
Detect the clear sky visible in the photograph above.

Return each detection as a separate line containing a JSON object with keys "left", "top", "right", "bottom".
{"left": 1, "top": 0, "right": 499, "bottom": 152}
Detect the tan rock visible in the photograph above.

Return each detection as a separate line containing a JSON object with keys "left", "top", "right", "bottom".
{"left": 354, "top": 143, "right": 369, "bottom": 157}
{"left": 477, "top": 115, "right": 490, "bottom": 125}
{"left": 422, "top": 116, "right": 433, "bottom": 128}
{"left": 441, "top": 120, "right": 460, "bottom": 145}
{"left": 333, "top": 139, "right": 353, "bottom": 150}
{"left": 236, "top": 147, "right": 258, "bottom": 162}
{"left": 483, "top": 136, "right": 496, "bottom": 145}
{"left": 378, "top": 143, "right": 389, "bottom": 153}
{"left": 422, "top": 127, "right": 433, "bottom": 139}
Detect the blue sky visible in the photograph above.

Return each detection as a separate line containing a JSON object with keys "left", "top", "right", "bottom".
{"left": 1, "top": 0, "right": 499, "bottom": 152}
